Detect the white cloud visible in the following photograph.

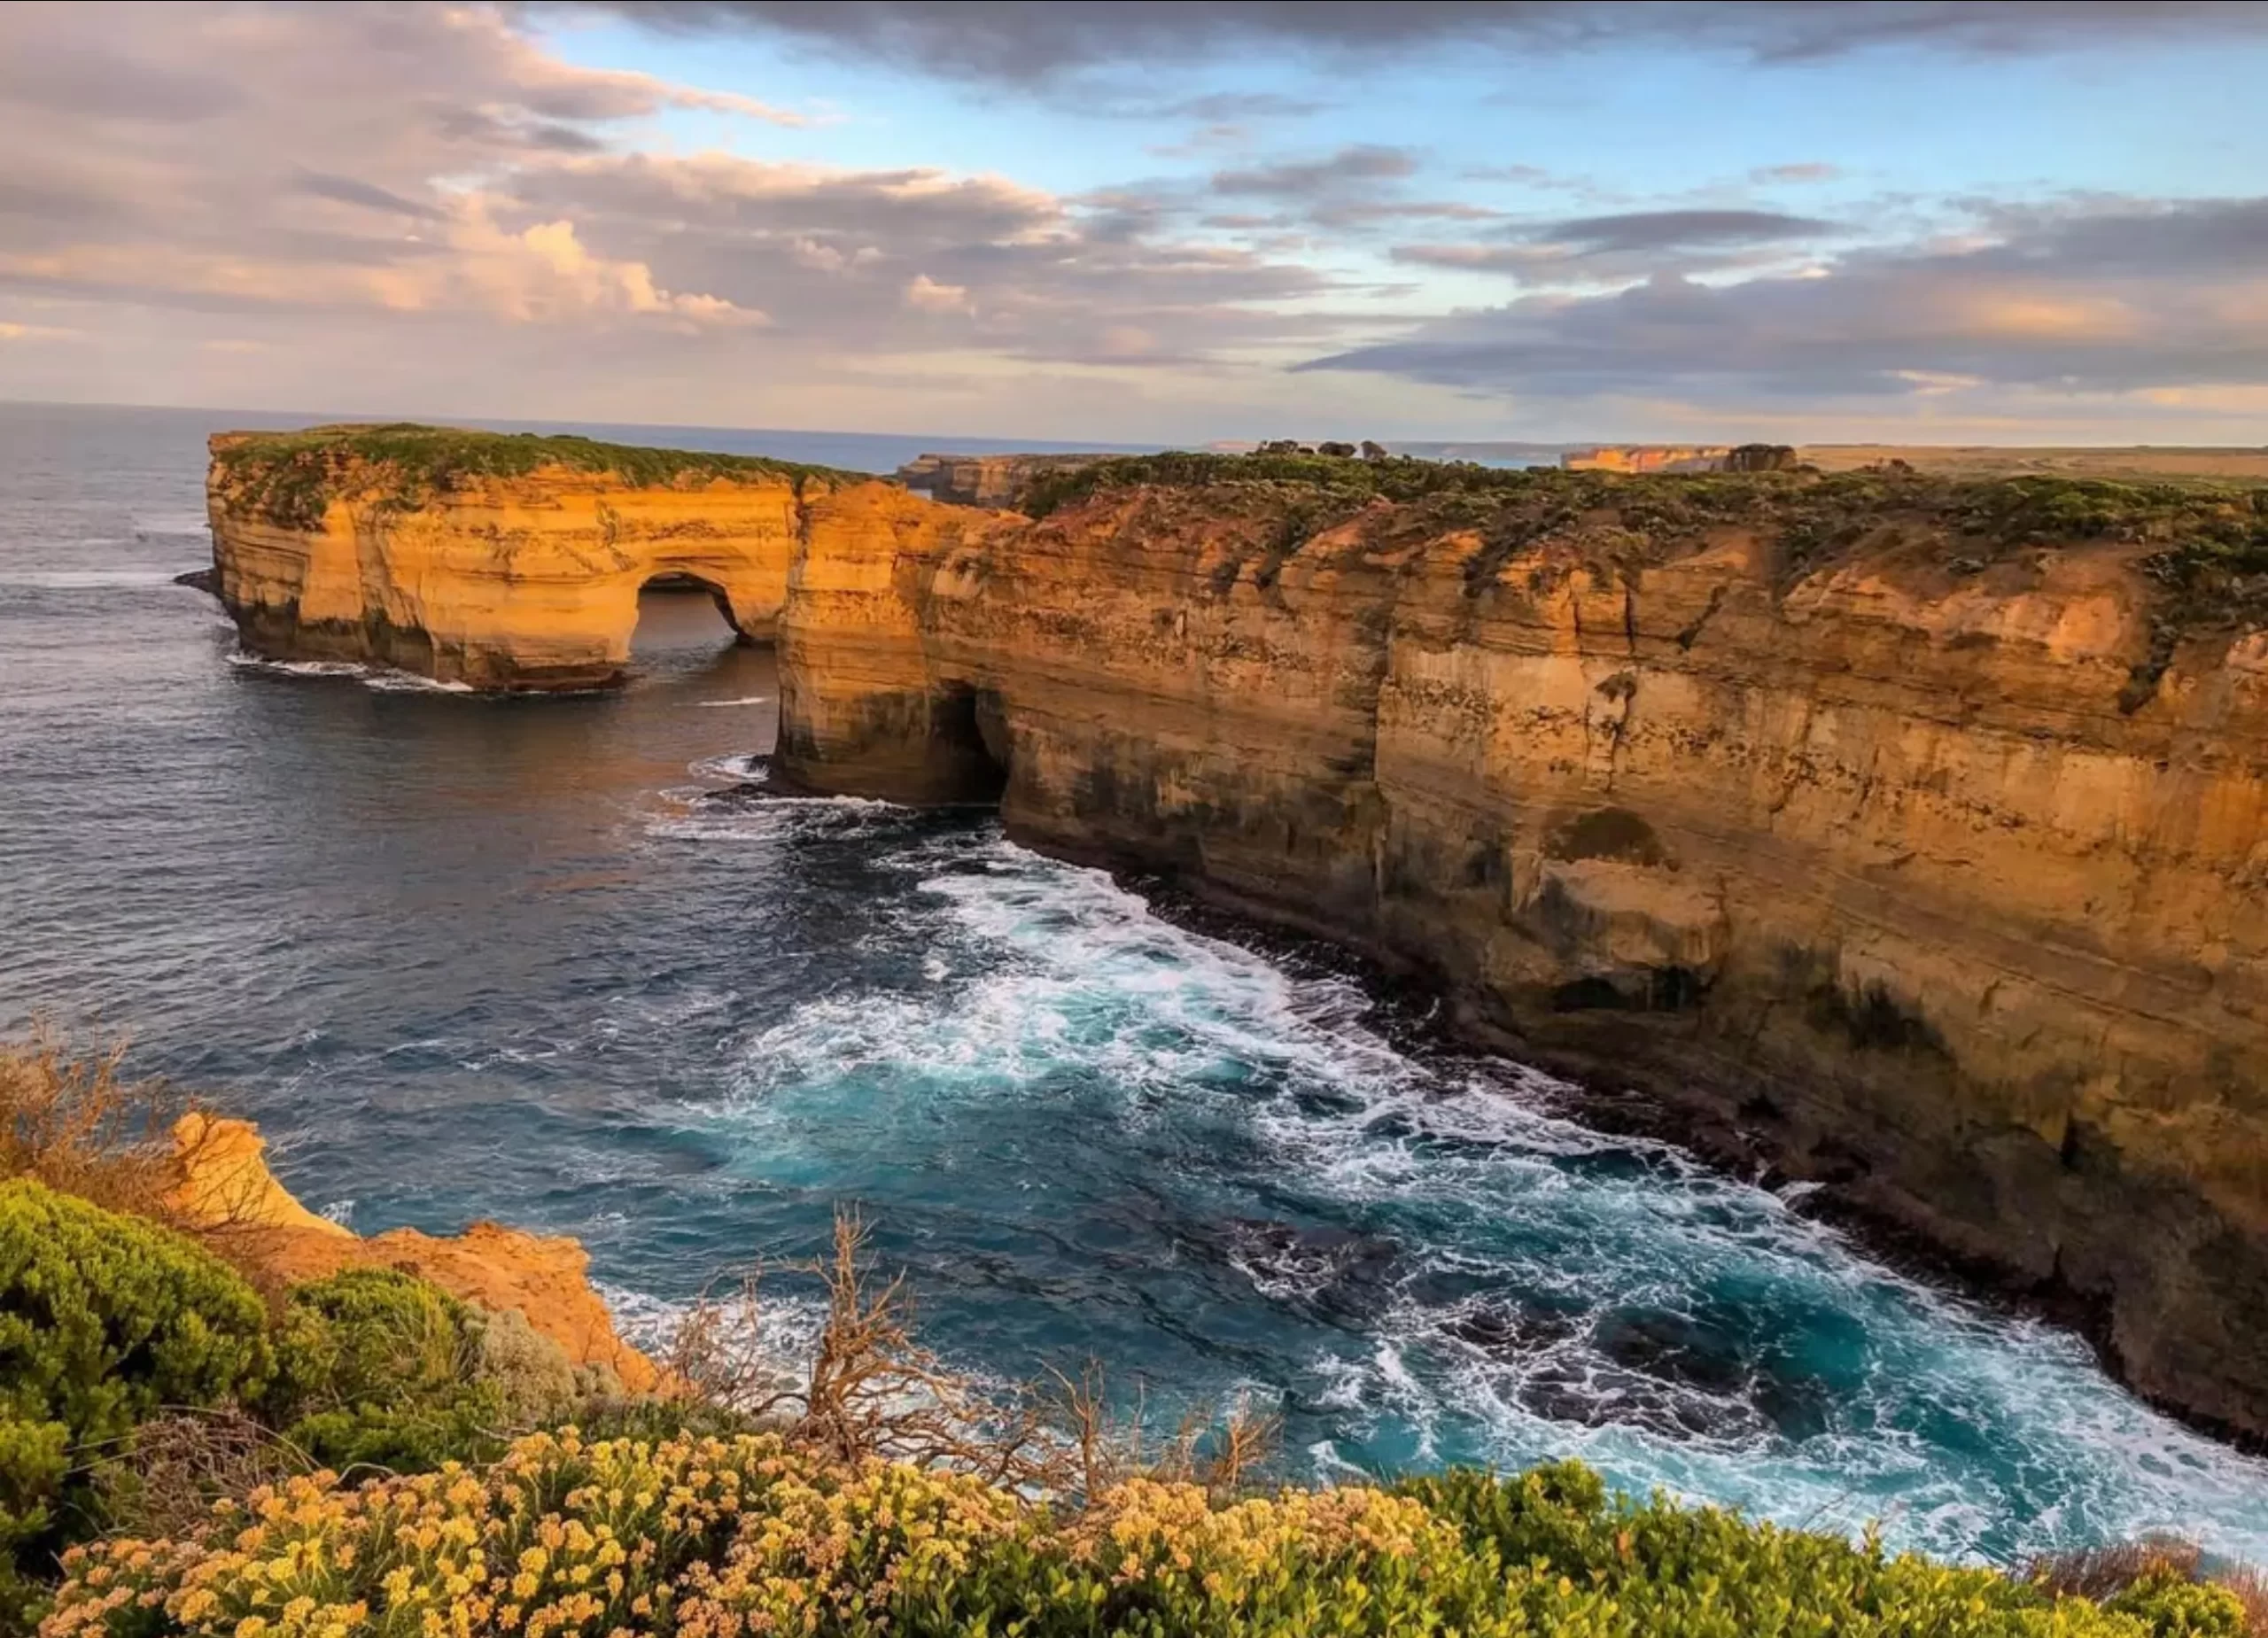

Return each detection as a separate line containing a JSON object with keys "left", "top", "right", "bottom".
{"left": 903, "top": 273, "right": 974, "bottom": 313}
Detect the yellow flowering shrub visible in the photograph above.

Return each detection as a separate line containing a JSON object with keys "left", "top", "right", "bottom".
{"left": 40, "top": 1433, "right": 2249, "bottom": 1638}
{"left": 0, "top": 1180, "right": 272, "bottom": 1634}
{"left": 44, "top": 1431, "right": 791, "bottom": 1638}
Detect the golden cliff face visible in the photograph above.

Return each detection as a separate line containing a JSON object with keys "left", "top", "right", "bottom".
{"left": 205, "top": 426, "right": 851, "bottom": 689}
{"left": 780, "top": 470, "right": 2268, "bottom": 1437}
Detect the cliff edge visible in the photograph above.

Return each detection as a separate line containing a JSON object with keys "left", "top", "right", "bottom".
{"left": 167, "top": 1113, "right": 656, "bottom": 1391}
{"left": 206, "top": 431, "right": 2268, "bottom": 1437}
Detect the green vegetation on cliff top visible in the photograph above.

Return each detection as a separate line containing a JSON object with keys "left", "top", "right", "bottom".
{"left": 212, "top": 423, "right": 865, "bottom": 531}
{"left": 1026, "top": 452, "right": 2268, "bottom": 705}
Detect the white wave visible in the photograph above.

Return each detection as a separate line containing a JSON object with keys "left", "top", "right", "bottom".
{"left": 599, "top": 1282, "right": 825, "bottom": 1408}
{"left": 695, "top": 695, "right": 773, "bottom": 708}
{"left": 647, "top": 796, "right": 905, "bottom": 846}
{"left": 659, "top": 819, "right": 2268, "bottom": 1562}
{"left": 687, "top": 751, "right": 767, "bottom": 781}
{"left": 225, "top": 651, "right": 475, "bottom": 693}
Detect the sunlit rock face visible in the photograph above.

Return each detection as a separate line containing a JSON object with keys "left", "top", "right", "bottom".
{"left": 168, "top": 1114, "right": 657, "bottom": 1391}
{"left": 781, "top": 482, "right": 2268, "bottom": 1441}
{"left": 205, "top": 429, "right": 833, "bottom": 689}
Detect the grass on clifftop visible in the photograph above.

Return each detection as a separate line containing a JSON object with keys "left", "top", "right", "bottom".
{"left": 1025, "top": 453, "right": 2268, "bottom": 705}
{"left": 212, "top": 423, "right": 864, "bottom": 531}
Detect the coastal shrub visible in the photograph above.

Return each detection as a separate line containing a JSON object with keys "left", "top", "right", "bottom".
{"left": 0, "top": 1180, "right": 270, "bottom": 1629}
{"left": 0, "top": 1031, "right": 196, "bottom": 1230}
{"left": 262, "top": 1268, "right": 575, "bottom": 1476}
{"left": 41, "top": 1432, "right": 2251, "bottom": 1638}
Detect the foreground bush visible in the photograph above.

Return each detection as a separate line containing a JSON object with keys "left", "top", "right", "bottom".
{"left": 0, "top": 1180, "right": 272, "bottom": 1624}
{"left": 43, "top": 1428, "right": 2250, "bottom": 1638}
{"left": 262, "top": 1268, "right": 577, "bottom": 1477}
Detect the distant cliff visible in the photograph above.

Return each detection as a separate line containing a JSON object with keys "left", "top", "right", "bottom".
{"left": 203, "top": 424, "right": 876, "bottom": 688}
{"left": 896, "top": 451, "right": 1118, "bottom": 508}
{"left": 1560, "top": 444, "right": 1730, "bottom": 473}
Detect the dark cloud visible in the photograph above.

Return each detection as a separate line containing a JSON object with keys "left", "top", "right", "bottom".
{"left": 1544, "top": 208, "right": 1837, "bottom": 252}
{"left": 1387, "top": 208, "right": 1838, "bottom": 286}
{"left": 292, "top": 170, "right": 449, "bottom": 221}
{"left": 1141, "top": 91, "right": 1327, "bottom": 121}
{"left": 1211, "top": 144, "right": 1419, "bottom": 198}
{"left": 1311, "top": 200, "right": 1506, "bottom": 227}
{"left": 563, "top": 1, "right": 2268, "bottom": 82}
{"left": 1303, "top": 195, "right": 2268, "bottom": 407}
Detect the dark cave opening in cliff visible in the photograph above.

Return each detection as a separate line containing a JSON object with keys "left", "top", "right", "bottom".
{"left": 933, "top": 680, "right": 1011, "bottom": 805}
{"left": 633, "top": 573, "right": 745, "bottom": 658}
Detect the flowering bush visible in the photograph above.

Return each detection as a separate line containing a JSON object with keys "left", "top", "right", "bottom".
{"left": 0, "top": 1180, "right": 272, "bottom": 1627}
{"left": 263, "top": 1269, "right": 576, "bottom": 1477}
{"left": 43, "top": 1431, "right": 2249, "bottom": 1638}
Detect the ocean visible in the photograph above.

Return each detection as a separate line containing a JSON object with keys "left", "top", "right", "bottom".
{"left": 3, "top": 399, "right": 2264, "bottom": 1564}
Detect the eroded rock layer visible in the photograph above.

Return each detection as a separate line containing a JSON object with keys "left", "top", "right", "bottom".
{"left": 168, "top": 1114, "right": 656, "bottom": 1390}
{"left": 777, "top": 475, "right": 2268, "bottom": 1439}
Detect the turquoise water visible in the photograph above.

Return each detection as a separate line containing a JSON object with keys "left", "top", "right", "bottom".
{"left": 3, "top": 401, "right": 2265, "bottom": 1566}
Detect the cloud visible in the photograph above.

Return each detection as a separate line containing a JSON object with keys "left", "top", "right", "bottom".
{"left": 1751, "top": 162, "right": 1841, "bottom": 184}
{"left": 0, "top": 2, "right": 1340, "bottom": 377}
{"left": 1302, "top": 194, "right": 2268, "bottom": 415}
{"left": 292, "top": 170, "right": 449, "bottom": 222}
{"left": 1311, "top": 200, "right": 1506, "bottom": 227}
{"left": 1542, "top": 208, "right": 1837, "bottom": 252}
{"left": 903, "top": 273, "right": 972, "bottom": 313}
{"left": 1211, "top": 145, "right": 1419, "bottom": 198}
{"left": 1388, "top": 207, "right": 1839, "bottom": 287}
{"left": 567, "top": 1, "right": 2268, "bottom": 82}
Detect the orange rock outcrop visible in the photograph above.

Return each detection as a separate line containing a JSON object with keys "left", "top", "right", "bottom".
{"left": 169, "top": 1114, "right": 656, "bottom": 1392}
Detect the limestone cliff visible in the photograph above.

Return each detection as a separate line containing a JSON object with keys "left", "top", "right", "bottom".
{"left": 777, "top": 459, "right": 2268, "bottom": 1439}
{"left": 204, "top": 425, "right": 864, "bottom": 689}
{"left": 896, "top": 452, "right": 1116, "bottom": 508}
{"left": 169, "top": 1114, "right": 656, "bottom": 1391}
{"left": 206, "top": 428, "right": 2268, "bottom": 1436}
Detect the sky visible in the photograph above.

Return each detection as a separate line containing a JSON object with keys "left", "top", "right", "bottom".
{"left": 1, "top": 1, "right": 2264, "bottom": 444}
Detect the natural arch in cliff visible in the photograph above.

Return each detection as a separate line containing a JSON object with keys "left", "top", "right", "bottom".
{"left": 633, "top": 571, "right": 751, "bottom": 653}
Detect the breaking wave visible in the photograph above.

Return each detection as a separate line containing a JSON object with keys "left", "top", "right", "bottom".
{"left": 660, "top": 816, "right": 2268, "bottom": 1565}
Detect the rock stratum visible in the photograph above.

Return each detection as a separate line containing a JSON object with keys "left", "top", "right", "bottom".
{"left": 896, "top": 451, "right": 1119, "bottom": 508}
{"left": 206, "top": 433, "right": 2268, "bottom": 1439}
